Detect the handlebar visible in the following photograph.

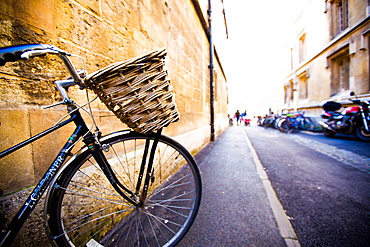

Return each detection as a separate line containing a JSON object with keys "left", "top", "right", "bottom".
{"left": 20, "top": 49, "right": 60, "bottom": 60}
{"left": 0, "top": 44, "right": 61, "bottom": 65}
{"left": 0, "top": 44, "right": 83, "bottom": 85}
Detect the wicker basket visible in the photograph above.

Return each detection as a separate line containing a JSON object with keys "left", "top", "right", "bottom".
{"left": 84, "top": 48, "right": 180, "bottom": 134}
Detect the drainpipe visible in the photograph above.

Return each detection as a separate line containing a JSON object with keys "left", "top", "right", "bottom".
{"left": 208, "top": 0, "right": 215, "bottom": 141}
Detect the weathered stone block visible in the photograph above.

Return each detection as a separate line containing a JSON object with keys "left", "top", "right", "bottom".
{"left": 0, "top": 109, "right": 34, "bottom": 194}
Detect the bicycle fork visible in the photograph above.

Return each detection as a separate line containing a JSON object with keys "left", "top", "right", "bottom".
{"left": 139, "top": 128, "right": 162, "bottom": 204}
{"left": 89, "top": 129, "right": 163, "bottom": 208}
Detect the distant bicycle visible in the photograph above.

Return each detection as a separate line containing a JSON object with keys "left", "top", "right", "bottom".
{"left": 0, "top": 44, "right": 202, "bottom": 246}
{"left": 260, "top": 114, "right": 277, "bottom": 128}
{"left": 278, "top": 111, "right": 314, "bottom": 133}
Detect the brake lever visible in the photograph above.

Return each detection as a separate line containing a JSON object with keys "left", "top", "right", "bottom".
{"left": 43, "top": 99, "right": 74, "bottom": 109}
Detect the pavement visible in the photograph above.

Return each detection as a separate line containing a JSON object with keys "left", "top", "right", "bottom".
{"left": 178, "top": 125, "right": 301, "bottom": 247}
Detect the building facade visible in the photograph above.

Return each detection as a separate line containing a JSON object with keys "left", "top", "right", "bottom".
{"left": 0, "top": 0, "right": 228, "bottom": 245}
{"left": 283, "top": 0, "right": 370, "bottom": 119}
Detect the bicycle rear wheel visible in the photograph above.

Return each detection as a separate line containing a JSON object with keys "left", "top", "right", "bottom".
{"left": 45, "top": 131, "right": 201, "bottom": 247}
{"left": 298, "top": 117, "right": 314, "bottom": 130}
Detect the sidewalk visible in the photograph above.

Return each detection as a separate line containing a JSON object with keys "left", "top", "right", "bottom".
{"left": 178, "top": 126, "right": 300, "bottom": 247}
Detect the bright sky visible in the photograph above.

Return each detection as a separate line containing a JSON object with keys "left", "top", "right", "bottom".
{"left": 223, "top": 0, "right": 297, "bottom": 117}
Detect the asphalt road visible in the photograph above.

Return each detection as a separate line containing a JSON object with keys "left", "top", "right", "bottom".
{"left": 178, "top": 126, "right": 287, "bottom": 247}
{"left": 176, "top": 125, "right": 369, "bottom": 246}
{"left": 244, "top": 125, "right": 370, "bottom": 247}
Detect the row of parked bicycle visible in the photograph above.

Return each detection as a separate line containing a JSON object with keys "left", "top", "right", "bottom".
{"left": 257, "top": 111, "right": 315, "bottom": 133}
{"left": 255, "top": 92, "right": 370, "bottom": 142}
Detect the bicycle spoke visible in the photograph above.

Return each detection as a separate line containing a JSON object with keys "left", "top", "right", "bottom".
{"left": 145, "top": 211, "right": 166, "bottom": 247}
{"left": 46, "top": 133, "right": 201, "bottom": 247}
{"left": 145, "top": 210, "right": 182, "bottom": 231}
{"left": 110, "top": 141, "right": 136, "bottom": 189}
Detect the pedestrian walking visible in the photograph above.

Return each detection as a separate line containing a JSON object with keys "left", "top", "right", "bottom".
{"left": 235, "top": 110, "right": 240, "bottom": 125}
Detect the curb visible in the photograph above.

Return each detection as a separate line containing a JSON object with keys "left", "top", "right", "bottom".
{"left": 240, "top": 127, "right": 301, "bottom": 247}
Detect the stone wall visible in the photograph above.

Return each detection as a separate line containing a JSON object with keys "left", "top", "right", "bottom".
{"left": 0, "top": 0, "right": 228, "bottom": 194}
{"left": 0, "top": 0, "right": 228, "bottom": 244}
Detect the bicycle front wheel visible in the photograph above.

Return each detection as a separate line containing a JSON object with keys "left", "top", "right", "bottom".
{"left": 278, "top": 119, "right": 292, "bottom": 133}
{"left": 45, "top": 131, "right": 202, "bottom": 247}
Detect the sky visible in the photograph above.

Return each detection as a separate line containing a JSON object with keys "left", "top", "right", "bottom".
{"left": 223, "top": 0, "right": 297, "bottom": 117}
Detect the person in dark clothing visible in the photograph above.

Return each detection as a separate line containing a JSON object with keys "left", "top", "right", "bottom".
{"left": 235, "top": 110, "right": 240, "bottom": 125}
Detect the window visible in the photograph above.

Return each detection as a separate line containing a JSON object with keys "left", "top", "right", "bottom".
{"left": 329, "top": 0, "right": 349, "bottom": 38}
{"left": 298, "top": 72, "right": 308, "bottom": 100}
{"left": 329, "top": 46, "right": 350, "bottom": 96}
{"left": 284, "top": 79, "right": 295, "bottom": 106}
{"left": 299, "top": 34, "right": 306, "bottom": 63}
{"left": 284, "top": 84, "right": 288, "bottom": 104}
{"left": 290, "top": 80, "right": 295, "bottom": 102}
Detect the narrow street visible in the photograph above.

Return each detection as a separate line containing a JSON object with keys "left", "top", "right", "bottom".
{"left": 178, "top": 126, "right": 287, "bottom": 247}
{"left": 179, "top": 124, "right": 370, "bottom": 247}
{"left": 244, "top": 125, "right": 370, "bottom": 247}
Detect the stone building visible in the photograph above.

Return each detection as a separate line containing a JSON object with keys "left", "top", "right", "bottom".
{"left": 0, "top": 0, "right": 228, "bottom": 245}
{"left": 283, "top": 0, "right": 370, "bottom": 118}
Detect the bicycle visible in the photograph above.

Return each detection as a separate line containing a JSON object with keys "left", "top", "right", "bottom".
{"left": 277, "top": 111, "right": 314, "bottom": 133}
{"left": 0, "top": 44, "right": 202, "bottom": 247}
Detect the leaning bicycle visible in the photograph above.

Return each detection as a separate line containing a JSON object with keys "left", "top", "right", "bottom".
{"left": 0, "top": 44, "right": 202, "bottom": 246}
{"left": 277, "top": 111, "right": 314, "bottom": 133}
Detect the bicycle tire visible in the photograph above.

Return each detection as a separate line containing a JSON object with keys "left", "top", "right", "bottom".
{"left": 44, "top": 130, "right": 202, "bottom": 247}
{"left": 278, "top": 119, "right": 292, "bottom": 133}
{"left": 298, "top": 117, "right": 314, "bottom": 130}
{"left": 299, "top": 118, "right": 308, "bottom": 130}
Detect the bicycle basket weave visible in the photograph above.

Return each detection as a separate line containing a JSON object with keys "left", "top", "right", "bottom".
{"left": 84, "top": 48, "right": 180, "bottom": 134}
